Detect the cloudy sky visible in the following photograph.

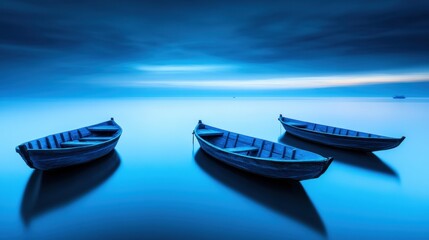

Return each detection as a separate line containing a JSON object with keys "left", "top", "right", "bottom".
{"left": 1, "top": 0, "right": 429, "bottom": 97}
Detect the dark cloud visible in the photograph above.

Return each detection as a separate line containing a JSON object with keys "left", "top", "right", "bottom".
{"left": 0, "top": 0, "right": 429, "bottom": 96}
{"left": 207, "top": 4, "right": 429, "bottom": 63}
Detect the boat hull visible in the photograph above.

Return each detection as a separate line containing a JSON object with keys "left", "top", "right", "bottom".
{"left": 23, "top": 140, "right": 119, "bottom": 170}
{"left": 279, "top": 117, "right": 405, "bottom": 152}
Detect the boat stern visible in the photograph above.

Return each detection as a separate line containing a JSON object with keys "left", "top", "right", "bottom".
{"left": 393, "top": 136, "right": 406, "bottom": 148}
{"left": 195, "top": 120, "right": 205, "bottom": 130}
{"left": 315, "top": 157, "right": 334, "bottom": 178}
{"left": 15, "top": 144, "right": 34, "bottom": 169}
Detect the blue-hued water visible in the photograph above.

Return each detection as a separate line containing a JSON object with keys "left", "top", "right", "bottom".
{"left": 1, "top": 98, "right": 428, "bottom": 239}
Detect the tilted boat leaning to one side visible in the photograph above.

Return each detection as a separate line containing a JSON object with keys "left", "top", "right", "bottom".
{"left": 16, "top": 118, "right": 122, "bottom": 170}
{"left": 193, "top": 121, "right": 333, "bottom": 180}
{"left": 278, "top": 115, "right": 405, "bottom": 152}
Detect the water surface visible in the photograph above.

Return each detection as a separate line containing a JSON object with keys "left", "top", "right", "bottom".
{"left": 1, "top": 98, "right": 428, "bottom": 239}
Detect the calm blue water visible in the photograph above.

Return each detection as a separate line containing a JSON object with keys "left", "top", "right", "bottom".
{"left": 1, "top": 98, "right": 428, "bottom": 239}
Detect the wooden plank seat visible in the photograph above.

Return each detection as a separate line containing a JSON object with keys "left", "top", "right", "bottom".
{"left": 87, "top": 126, "right": 119, "bottom": 132}
{"left": 197, "top": 129, "right": 224, "bottom": 137}
{"left": 79, "top": 137, "right": 112, "bottom": 141}
{"left": 224, "top": 146, "right": 259, "bottom": 153}
{"left": 61, "top": 141, "right": 103, "bottom": 148}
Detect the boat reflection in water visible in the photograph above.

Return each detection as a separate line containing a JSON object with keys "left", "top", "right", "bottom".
{"left": 21, "top": 150, "right": 121, "bottom": 225}
{"left": 194, "top": 150, "right": 326, "bottom": 236}
{"left": 279, "top": 133, "right": 398, "bottom": 178}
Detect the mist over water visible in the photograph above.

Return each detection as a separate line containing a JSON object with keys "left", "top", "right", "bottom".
{"left": 1, "top": 97, "right": 428, "bottom": 239}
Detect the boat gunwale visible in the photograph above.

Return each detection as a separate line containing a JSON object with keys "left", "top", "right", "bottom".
{"left": 279, "top": 115, "right": 405, "bottom": 142}
{"left": 194, "top": 122, "right": 329, "bottom": 164}
{"left": 18, "top": 120, "right": 122, "bottom": 153}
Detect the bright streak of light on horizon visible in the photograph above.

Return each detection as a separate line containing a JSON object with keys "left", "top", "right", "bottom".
{"left": 105, "top": 73, "right": 429, "bottom": 89}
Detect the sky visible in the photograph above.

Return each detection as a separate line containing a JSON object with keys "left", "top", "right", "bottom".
{"left": 1, "top": 0, "right": 429, "bottom": 97}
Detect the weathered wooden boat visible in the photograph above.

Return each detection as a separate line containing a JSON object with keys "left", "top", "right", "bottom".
{"left": 279, "top": 115, "right": 405, "bottom": 152}
{"left": 193, "top": 121, "right": 333, "bottom": 180}
{"left": 16, "top": 118, "right": 122, "bottom": 170}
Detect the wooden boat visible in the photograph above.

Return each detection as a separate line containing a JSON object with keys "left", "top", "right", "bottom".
{"left": 279, "top": 115, "right": 405, "bottom": 152}
{"left": 193, "top": 121, "right": 333, "bottom": 180}
{"left": 16, "top": 118, "right": 122, "bottom": 170}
